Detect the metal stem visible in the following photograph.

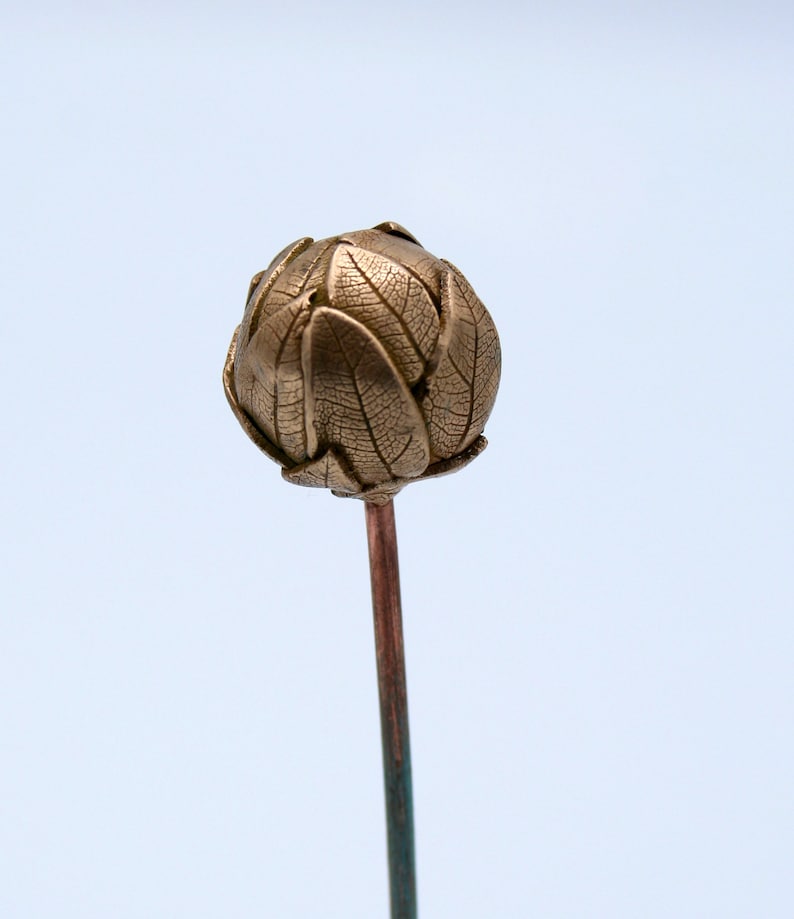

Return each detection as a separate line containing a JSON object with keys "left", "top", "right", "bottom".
{"left": 365, "top": 499, "right": 417, "bottom": 919}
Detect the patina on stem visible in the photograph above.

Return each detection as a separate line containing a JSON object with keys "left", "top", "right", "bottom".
{"left": 365, "top": 498, "right": 417, "bottom": 919}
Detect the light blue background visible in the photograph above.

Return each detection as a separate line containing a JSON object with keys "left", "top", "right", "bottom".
{"left": 2, "top": 3, "right": 792, "bottom": 917}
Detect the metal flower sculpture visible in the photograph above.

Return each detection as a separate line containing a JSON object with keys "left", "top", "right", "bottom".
{"left": 224, "top": 221, "right": 500, "bottom": 502}
{"left": 223, "top": 222, "right": 501, "bottom": 919}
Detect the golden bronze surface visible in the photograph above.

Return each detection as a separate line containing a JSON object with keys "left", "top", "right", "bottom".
{"left": 223, "top": 221, "right": 501, "bottom": 501}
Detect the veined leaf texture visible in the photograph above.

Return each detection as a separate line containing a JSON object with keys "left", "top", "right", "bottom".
{"left": 224, "top": 222, "right": 501, "bottom": 502}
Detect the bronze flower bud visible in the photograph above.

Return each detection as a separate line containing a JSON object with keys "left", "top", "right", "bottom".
{"left": 223, "top": 222, "right": 501, "bottom": 502}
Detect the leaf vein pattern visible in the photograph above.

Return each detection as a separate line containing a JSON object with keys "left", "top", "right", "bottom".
{"left": 272, "top": 304, "right": 307, "bottom": 446}
{"left": 349, "top": 253, "right": 426, "bottom": 367}
{"left": 324, "top": 315, "right": 395, "bottom": 477}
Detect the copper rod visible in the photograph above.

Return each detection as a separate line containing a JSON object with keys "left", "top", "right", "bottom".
{"left": 365, "top": 499, "right": 417, "bottom": 919}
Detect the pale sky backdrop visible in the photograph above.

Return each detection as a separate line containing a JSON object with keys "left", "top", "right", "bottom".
{"left": 2, "top": 3, "right": 793, "bottom": 917}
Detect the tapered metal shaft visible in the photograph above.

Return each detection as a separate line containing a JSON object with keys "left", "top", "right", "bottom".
{"left": 365, "top": 499, "right": 417, "bottom": 919}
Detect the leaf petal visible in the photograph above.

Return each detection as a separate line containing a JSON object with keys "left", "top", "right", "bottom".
{"left": 235, "top": 291, "right": 313, "bottom": 462}
{"left": 303, "top": 307, "right": 430, "bottom": 485}
{"left": 222, "top": 326, "right": 292, "bottom": 468}
{"left": 339, "top": 232, "right": 444, "bottom": 303}
{"left": 371, "top": 221, "right": 422, "bottom": 245}
{"left": 421, "top": 265, "right": 501, "bottom": 458}
{"left": 262, "top": 239, "right": 337, "bottom": 313}
{"left": 282, "top": 449, "right": 362, "bottom": 493}
{"left": 327, "top": 244, "right": 439, "bottom": 386}
{"left": 239, "top": 237, "right": 313, "bottom": 346}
